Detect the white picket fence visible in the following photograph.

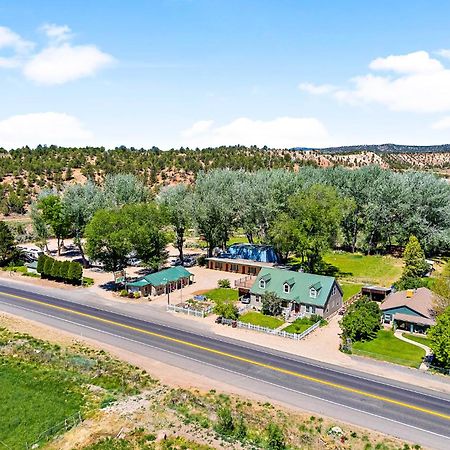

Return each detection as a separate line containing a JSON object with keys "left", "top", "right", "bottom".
{"left": 221, "top": 318, "right": 321, "bottom": 340}
{"left": 167, "top": 304, "right": 213, "bottom": 318}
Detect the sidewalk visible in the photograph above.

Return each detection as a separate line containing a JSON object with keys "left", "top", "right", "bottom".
{"left": 394, "top": 330, "right": 431, "bottom": 371}
{"left": 1, "top": 274, "right": 449, "bottom": 395}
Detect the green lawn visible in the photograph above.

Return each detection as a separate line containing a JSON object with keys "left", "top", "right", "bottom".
{"left": 0, "top": 360, "right": 84, "bottom": 448}
{"left": 323, "top": 251, "right": 403, "bottom": 286}
{"left": 204, "top": 288, "right": 239, "bottom": 303}
{"left": 340, "top": 282, "right": 363, "bottom": 302}
{"left": 352, "top": 330, "right": 425, "bottom": 368}
{"left": 283, "top": 317, "right": 317, "bottom": 334}
{"left": 402, "top": 333, "right": 432, "bottom": 348}
{"left": 239, "top": 312, "right": 284, "bottom": 329}
{"left": 227, "top": 235, "right": 249, "bottom": 245}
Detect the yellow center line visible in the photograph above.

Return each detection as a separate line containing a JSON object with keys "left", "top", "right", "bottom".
{"left": 1, "top": 290, "right": 450, "bottom": 421}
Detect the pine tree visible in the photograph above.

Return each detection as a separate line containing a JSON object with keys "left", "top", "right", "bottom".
{"left": 68, "top": 261, "right": 83, "bottom": 285}
{"left": 50, "top": 260, "right": 62, "bottom": 280}
{"left": 60, "top": 260, "right": 71, "bottom": 282}
{"left": 43, "top": 257, "right": 54, "bottom": 278}
{"left": 402, "top": 235, "right": 428, "bottom": 279}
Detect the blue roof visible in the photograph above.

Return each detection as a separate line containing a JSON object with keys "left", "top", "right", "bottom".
{"left": 219, "top": 244, "right": 279, "bottom": 263}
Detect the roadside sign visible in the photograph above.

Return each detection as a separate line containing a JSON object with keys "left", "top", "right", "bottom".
{"left": 114, "top": 270, "right": 126, "bottom": 284}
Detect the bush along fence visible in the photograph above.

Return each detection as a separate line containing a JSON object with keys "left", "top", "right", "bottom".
{"left": 37, "top": 254, "right": 83, "bottom": 285}
{"left": 221, "top": 318, "right": 321, "bottom": 340}
{"left": 167, "top": 303, "right": 214, "bottom": 318}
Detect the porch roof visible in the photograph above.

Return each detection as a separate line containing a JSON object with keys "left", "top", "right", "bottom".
{"left": 394, "top": 313, "right": 435, "bottom": 327}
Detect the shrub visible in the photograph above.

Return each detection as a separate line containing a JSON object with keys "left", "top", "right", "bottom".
{"left": 214, "top": 299, "right": 239, "bottom": 320}
{"left": 215, "top": 406, "right": 234, "bottom": 435}
{"left": 133, "top": 291, "right": 141, "bottom": 299}
{"left": 266, "top": 423, "right": 286, "bottom": 450}
{"left": 261, "top": 291, "right": 283, "bottom": 316}
{"left": 68, "top": 261, "right": 83, "bottom": 285}
{"left": 197, "top": 254, "right": 206, "bottom": 266}
{"left": 43, "top": 256, "right": 54, "bottom": 278}
{"left": 51, "top": 260, "right": 62, "bottom": 280}
{"left": 37, "top": 254, "right": 47, "bottom": 274}
{"left": 217, "top": 278, "right": 231, "bottom": 288}
{"left": 82, "top": 277, "right": 94, "bottom": 286}
{"left": 119, "top": 289, "right": 129, "bottom": 297}
{"left": 60, "top": 260, "right": 71, "bottom": 281}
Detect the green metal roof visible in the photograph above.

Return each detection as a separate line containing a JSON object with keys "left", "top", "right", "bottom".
{"left": 128, "top": 266, "right": 193, "bottom": 288}
{"left": 250, "top": 267, "right": 338, "bottom": 307}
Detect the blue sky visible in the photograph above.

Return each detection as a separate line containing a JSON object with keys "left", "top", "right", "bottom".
{"left": 1, "top": 0, "right": 450, "bottom": 149}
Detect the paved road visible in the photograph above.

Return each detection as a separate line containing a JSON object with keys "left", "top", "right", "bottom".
{"left": 0, "top": 284, "right": 449, "bottom": 449}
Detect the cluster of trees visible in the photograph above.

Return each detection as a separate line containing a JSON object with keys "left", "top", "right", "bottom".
{"left": 340, "top": 298, "right": 382, "bottom": 342}
{"left": 162, "top": 167, "right": 450, "bottom": 271}
{"left": 37, "top": 255, "right": 83, "bottom": 284}
{"left": 0, "top": 221, "right": 18, "bottom": 266}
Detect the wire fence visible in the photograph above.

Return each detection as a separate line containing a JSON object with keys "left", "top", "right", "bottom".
{"left": 220, "top": 318, "right": 320, "bottom": 340}
{"left": 25, "top": 411, "right": 82, "bottom": 449}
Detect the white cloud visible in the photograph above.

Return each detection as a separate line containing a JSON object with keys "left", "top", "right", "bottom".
{"left": 436, "top": 49, "right": 450, "bottom": 59}
{"left": 369, "top": 51, "right": 443, "bottom": 74}
{"left": 431, "top": 116, "right": 450, "bottom": 130}
{"left": 0, "top": 112, "right": 93, "bottom": 149}
{"left": 0, "top": 24, "right": 114, "bottom": 84}
{"left": 302, "top": 50, "right": 450, "bottom": 113}
{"left": 23, "top": 43, "right": 114, "bottom": 85}
{"left": 40, "top": 23, "right": 72, "bottom": 42}
{"left": 181, "top": 116, "right": 330, "bottom": 148}
{"left": 298, "top": 82, "right": 337, "bottom": 95}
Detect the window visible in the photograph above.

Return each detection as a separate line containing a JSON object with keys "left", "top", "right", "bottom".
{"left": 249, "top": 267, "right": 257, "bottom": 275}
{"left": 259, "top": 279, "right": 266, "bottom": 289}
{"left": 311, "top": 306, "right": 316, "bottom": 314}
{"left": 306, "top": 305, "right": 310, "bottom": 313}
{"left": 332, "top": 286, "right": 336, "bottom": 295}
{"left": 283, "top": 283, "right": 290, "bottom": 294}
{"left": 309, "top": 288, "right": 317, "bottom": 298}
{"left": 255, "top": 295, "right": 260, "bottom": 303}
{"left": 231, "top": 264, "right": 238, "bottom": 272}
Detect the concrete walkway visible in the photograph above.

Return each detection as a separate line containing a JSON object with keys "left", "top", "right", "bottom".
{"left": 394, "top": 330, "right": 431, "bottom": 371}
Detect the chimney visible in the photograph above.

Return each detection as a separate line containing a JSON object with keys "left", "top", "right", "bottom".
{"left": 406, "top": 289, "right": 414, "bottom": 298}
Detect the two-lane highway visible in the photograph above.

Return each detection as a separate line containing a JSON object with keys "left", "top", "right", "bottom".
{"left": 0, "top": 283, "right": 449, "bottom": 449}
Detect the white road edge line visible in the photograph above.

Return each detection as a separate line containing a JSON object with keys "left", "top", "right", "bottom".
{"left": 1, "top": 300, "right": 449, "bottom": 445}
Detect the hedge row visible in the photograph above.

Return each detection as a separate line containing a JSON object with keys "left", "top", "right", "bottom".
{"left": 37, "top": 255, "right": 83, "bottom": 285}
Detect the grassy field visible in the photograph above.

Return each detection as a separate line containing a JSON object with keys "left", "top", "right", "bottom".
{"left": 204, "top": 287, "right": 239, "bottom": 303}
{"left": 323, "top": 251, "right": 403, "bottom": 286}
{"left": 239, "top": 311, "right": 284, "bottom": 329}
{"left": 0, "top": 328, "right": 155, "bottom": 448}
{"left": 0, "top": 360, "right": 84, "bottom": 447}
{"left": 340, "top": 282, "right": 363, "bottom": 302}
{"left": 352, "top": 330, "right": 425, "bottom": 368}
{"left": 402, "top": 332, "right": 432, "bottom": 347}
{"left": 283, "top": 317, "right": 317, "bottom": 334}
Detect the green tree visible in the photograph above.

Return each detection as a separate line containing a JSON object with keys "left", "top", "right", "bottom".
{"left": 432, "top": 262, "right": 450, "bottom": 315}
{"left": 60, "top": 260, "right": 71, "bottom": 281}
{"left": 43, "top": 256, "right": 54, "bottom": 278}
{"left": 31, "top": 203, "right": 50, "bottom": 253}
{"left": 159, "top": 184, "right": 192, "bottom": 262}
{"left": 270, "top": 185, "right": 343, "bottom": 271}
{"left": 261, "top": 291, "right": 283, "bottom": 316}
{"left": 62, "top": 181, "right": 106, "bottom": 266}
{"left": 266, "top": 423, "right": 286, "bottom": 450}
{"left": 68, "top": 261, "right": 83, "bottom": 285}
{"left": 38, "top": 194, "right": 71, "bottom": 256}
{"left": 37, "top": 254, "right": 47, "bottom": 274}
{"left": 214, "top": 300, "right": 239, "bottom": 320}
{"left": 103, "top": 173, "right": 149, "bottom": 207}
{"left": 428, "top": 308, "right": 450, "bottom": 368}
{"left": 124, "top": 203, "right": 168, "bottom": 270}
{"left": 340, "top": 298, "right": 381, "bottom": 342}
{"left": 51, "top": 260, "right": 62, "bottom": 279}
{"left": 0, "top": 221, "right": 16, "bottom": 266}
{"left": 85, "top": 208, "right": 132, "bottom": 272}
{"left": 402, "top": 235, "right": 428, "bottom": 279}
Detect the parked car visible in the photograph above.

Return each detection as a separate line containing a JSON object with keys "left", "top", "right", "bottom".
{"left": 171, "top": 256, "right": 196, "bottom": 267}
{"left": 127, "top": 257, "right": 142, "bottom": 267}
{"left": 215, "top": 316, "right": 223, "bottom": 324}
{"left": 240, "top": 297, "right": 250, "bottom": 304}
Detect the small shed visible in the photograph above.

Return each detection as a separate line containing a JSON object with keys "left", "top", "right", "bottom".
{"left": 127, "top": 266, "right": 194, "bottom": 297}
{"left": 361, "top": 285, "right": 391, "bottom": 302}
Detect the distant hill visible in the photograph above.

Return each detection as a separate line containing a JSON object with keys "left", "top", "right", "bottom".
{"left": 294, "top": 143, "right": 450, "bottom": 154}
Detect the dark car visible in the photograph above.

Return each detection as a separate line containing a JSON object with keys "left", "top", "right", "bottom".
{"left": 215, "top": 316, "right": 223, "bottom": 324}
